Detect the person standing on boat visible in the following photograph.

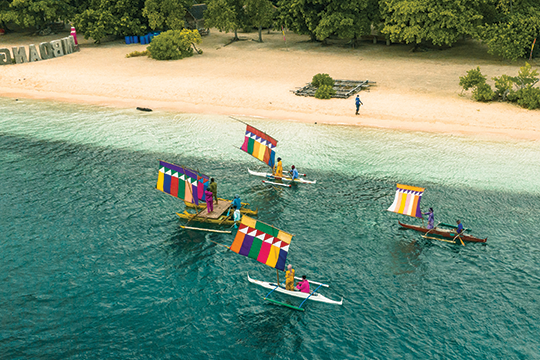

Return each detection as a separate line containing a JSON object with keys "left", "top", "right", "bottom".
{"left": 296, "top": 275, "right": 310, "bottom": 293}
{"left": 205, "top": 189, "right": 214, "bottom": 213}
{"left": 289, "top": 165, "right": 299, "bottom": 180}
{"left": 233, "top": 205, "right": 241, "bottom": 227}
{"left": 208, "top": 178, "right": 218, "bottom": 204}
{"left": 355, "top": 95, "right": 363, "bottom": 115}
{"left": 423, "top": 208, "right": 434, "bottom": 229}
{"left": 231, "top": 194, "right": 241, "bottom": 210}
{"left": 285, "top": 264, "right": 295, "bottom": 290}
{"left": 273, "top": 157, "right": 283, "bottom": 177}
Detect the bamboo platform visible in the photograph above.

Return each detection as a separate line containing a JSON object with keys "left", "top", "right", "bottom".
{"left": 292, "top": 80, "right": 376, "bottom": 99}
{"left": 194, "top": 200, "right": 232, "bottom": 219}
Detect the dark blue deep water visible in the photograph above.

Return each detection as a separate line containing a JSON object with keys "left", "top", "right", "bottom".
{"left": 1, "top": 98, "right": 539, "bottom": 359}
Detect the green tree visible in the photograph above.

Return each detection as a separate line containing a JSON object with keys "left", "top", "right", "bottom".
{"left": 73, "top": 0, "right": 148, "bottom": 43}
{"left": 479, "top": 1, "right": 540, "bottom": 60}
{"left": 380, "top": 0, "right": 489, "bottom": 47}
{"left": 0, "top": 0, "right": 75, "bottom": 29}
{"left": 245, "top": 0, "right": 274, "bottom": 42}
{"left": 143, "top": 0, "right": 190, "bottom": 31}
{"left": 205, "top": 0, "right": 246, "bottom": 41}
{"left": 147, "top": 29, "right": 202, "bottom": 60}
{"left": 459, "top": 67, "right": 487, "bottom": 92}
{"left": 275, "top": 0, "right": 377, "bottom": 42}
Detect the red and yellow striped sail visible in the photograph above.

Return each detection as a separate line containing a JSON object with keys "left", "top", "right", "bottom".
{"left": 240, "top": 125, "right": 277, "bottom": 168}
{"left": 156, "top": 161, "right": 209, "bottom": 205}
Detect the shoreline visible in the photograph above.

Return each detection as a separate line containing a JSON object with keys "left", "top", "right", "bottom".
{"left": 1, "top": 30, "right": 539, "bottom": 141}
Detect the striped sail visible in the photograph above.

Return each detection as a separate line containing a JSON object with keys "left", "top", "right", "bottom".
{"left": 387, "top": 184, "right": 425, "bottom": 218}
{"left": 230, "top": 216, "right": 293, "bottom": 271}
{"left": 156, "top": 161, "right": 209, "bottom": 205}
{"left": 240, "top": 125, "right": 277, "bottom": 168}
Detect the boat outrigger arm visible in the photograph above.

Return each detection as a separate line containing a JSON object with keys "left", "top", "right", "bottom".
{"left": 247, "top": 273, "right": 343, "bottom": 311}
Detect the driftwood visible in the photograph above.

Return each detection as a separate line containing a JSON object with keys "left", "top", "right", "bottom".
{"left": 292, "top": 79, "right": 376, "bottom": 99}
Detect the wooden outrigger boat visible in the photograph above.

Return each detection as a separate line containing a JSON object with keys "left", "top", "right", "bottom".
{"left": 156, "top": 160, "right": 257, "bottom": 231}
{"left": 398, "top": 221, "right": 487, "bottom": 243}
{"left": 249, "top": 169, "right": 316, "bottom": 184}
{"left": 387, "top": 184, "right": 487, "bottom": 246}
{"left": 184, "top": 198, "right": 258, "bottom": 216}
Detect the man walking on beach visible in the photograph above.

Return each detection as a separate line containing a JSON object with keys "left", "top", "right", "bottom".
{"left": 355, "top": 95, "right": 363, "bottom": 115}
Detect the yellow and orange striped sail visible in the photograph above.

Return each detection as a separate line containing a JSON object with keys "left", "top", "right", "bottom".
{"left": 387, "top": 184, "right": 425, "bottom": 218}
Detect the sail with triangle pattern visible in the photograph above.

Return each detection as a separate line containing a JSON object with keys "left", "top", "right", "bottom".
{"left": 156, "top": 160, "right": 209, "bottom": 205}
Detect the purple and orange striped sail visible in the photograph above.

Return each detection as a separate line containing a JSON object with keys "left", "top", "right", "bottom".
{"left": 387, "top": 184, "right": 425, "bottom": 218}
{"left": 240, "top": 125, "right": 277, "bottom": 168}
{"left": 156, "top": 161, "right": 209, "bottom": 205}
{"left": 230, "top": 216, "right": 293, "bottom": 271}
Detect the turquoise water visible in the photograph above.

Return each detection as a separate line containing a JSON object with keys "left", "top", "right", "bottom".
{"left": 1, "top": 98, "right": 539, "bottom": 359}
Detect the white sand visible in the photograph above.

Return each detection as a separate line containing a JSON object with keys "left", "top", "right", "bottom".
{"left": 1, "top": 30, "right": 539, "bottom": 140}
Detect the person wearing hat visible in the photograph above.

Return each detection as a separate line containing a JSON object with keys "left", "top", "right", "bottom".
{"left": 285, "top": 264, "right": 295, "bottom": 290}
{"left": 289, "top": 165, "right": 299, "bottom": 180}
{"left": 296, "top": 275, "right": 310, "bottom": 293}
{"left": 273, "top": 157, "right": 283, "bottom": 177}
{"left": 423, "top": 207, "right": 435, "bottom": 229}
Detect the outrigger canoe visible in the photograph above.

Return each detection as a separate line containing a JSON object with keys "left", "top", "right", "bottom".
{"left": 248, "top": 274, "right": 343, "bottom": 305}
{"left": 398, "top": 221, "right": 487, "bottom": 243}
{"left": 248, "top": 169, "right": 316, "bottom": 184}
{"left": 184, "top": 198, "right": 258, "bottom": 216}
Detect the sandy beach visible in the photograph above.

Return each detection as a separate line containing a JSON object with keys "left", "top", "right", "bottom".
{"left": 1, "top": 29, "right": 539, "bottom": 141}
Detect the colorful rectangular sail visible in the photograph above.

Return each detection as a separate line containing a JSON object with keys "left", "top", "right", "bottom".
{"left": 240, "top": 125, "right": 278, "bottom": 168}
{"left": 230, "top": 216, "right": 293, "bottom": 271}
{"left": 156, "top": 161, "right": 210, "bottom": 205}
{"left": 387, "top": 184, "right": 425, "bottom": 218}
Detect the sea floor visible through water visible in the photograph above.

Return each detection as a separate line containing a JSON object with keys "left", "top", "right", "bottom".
{"left": 1, "top": 98, "right": 539, "bottom": 359}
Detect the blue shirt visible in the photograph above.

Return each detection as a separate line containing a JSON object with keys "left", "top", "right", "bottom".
{"left": 457, "top": 223, "right": 464, "bottom": 233}
{"left": 355, "top": 97, "right": 361, "bottom": 105}
{"left": 290, "top": 168, "right": 299, "bottom": 180}
{"left": 232, "top": 197, "right": 241, "bottom": 209}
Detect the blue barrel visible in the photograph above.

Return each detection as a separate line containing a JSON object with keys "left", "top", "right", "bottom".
{"left": 132, "top": 36, "right": 139, "bottom": 43}
{"left": 125, "top": 36, "right": 131, "bottom": 44}
{"left": 140, "top": 36, "right": 146, "bottom": 45}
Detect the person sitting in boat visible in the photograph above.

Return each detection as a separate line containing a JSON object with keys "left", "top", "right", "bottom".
{"left": 285, "top": 264, "right": 295, "bottom": 290}
{"left": 296, "top": 275, "right": 310, "bottom": 293}
{"left": 208, "top": 178, "right": 218, "bottom": 204}
{"left": 231, "top": 194, "right": 241, "bottom": 210}
{"left": 273, "top": 157, "right": 283, "bottom": 177}
{"left": 456, "top": 220, "right": 464, "bottom": 234}
{"left": 423, "top": 208, "right": 434, "bottom": 229}
{"left": 289, "top": 165, "right": 299, "bottom": 180}
{"left": 205, "top": 189, "right": 214, "bottom": 213}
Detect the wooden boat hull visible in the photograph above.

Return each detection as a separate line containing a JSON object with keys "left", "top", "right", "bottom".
{"left": 248, "top": 169, "right": 316, "bottom": 184}
{"left": 398, "top": 221, "right": 487, "bottom": 243}
{"left": 177, "top": 211, "right": 235, "bottom": 225}
{"left": 184, "top": 198, "right": 258, "bottom": 216}
{"left": 247, "top": 274, "right": 343, "bottom": 305}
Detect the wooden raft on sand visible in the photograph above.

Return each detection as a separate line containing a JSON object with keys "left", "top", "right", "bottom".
{"left": 292, "top": 80, "right": 376, "bottom": 99}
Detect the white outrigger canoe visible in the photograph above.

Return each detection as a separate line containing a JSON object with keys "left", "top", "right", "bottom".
{"left": 248, "top": 273, "right": 342, "bottom": 310}
{"left": 248, "top": 169, "right": 317, "bottom": 184}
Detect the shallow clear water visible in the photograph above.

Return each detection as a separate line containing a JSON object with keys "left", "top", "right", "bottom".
{"left": 1, "top": 98, "right": 539, "bottom": 359}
